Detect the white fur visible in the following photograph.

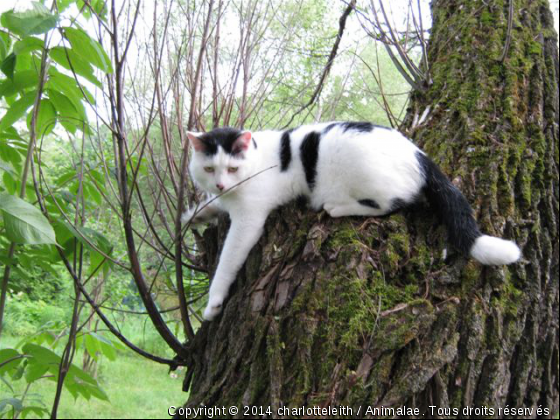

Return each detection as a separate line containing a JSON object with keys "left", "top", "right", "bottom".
{"left": 470, "top": 235, "right": 521, "bottom": 265}
{"left": 184, "top": 122, "right": 520, "bottom": 320}
{"left": 310, "top": 125, "right": 422, "bottom": 214}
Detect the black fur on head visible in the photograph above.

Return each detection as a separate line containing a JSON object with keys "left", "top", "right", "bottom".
{"left": 196, "top": 127, "right": 247, "bottom": 156}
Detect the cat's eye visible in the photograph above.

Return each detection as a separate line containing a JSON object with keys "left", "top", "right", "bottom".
{"left": 228, "top": 167, "right": 238, "bottom": 173}
{"left": 204, "top": 167, "right": 215, "bottom": 173}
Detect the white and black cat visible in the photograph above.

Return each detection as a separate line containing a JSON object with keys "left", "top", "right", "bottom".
{"left": 182, "top": 122, "right": 521, "bottom": 320}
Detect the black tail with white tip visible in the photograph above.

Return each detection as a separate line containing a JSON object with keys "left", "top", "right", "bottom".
{"left": 416, "top": 152, "right": 521, "bottom": 265}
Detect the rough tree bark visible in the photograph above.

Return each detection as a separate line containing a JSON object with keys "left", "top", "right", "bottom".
{"left": 180, "top": 0, "right": 559, "bottom": 417}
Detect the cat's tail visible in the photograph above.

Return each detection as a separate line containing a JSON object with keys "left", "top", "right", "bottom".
{"left": 416, "top": 151, "right": 521, "bottom": 265}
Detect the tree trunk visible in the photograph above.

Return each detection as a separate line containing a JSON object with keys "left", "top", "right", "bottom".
{"left": 181, "top": 0, "right": 559, "bottom": 417}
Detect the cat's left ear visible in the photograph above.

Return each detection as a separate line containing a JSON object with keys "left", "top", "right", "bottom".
{"left": 187, "top": 132, "right": 206, "bottom": 152}
{"left": 232, "top": 131, "right": 252, "bottom": 155}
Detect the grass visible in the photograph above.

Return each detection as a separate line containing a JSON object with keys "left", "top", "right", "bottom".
{"left": 0, "top": 334, "right": 188, "bottom": 419}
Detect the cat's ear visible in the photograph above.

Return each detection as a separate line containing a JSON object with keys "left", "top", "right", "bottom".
{"left": 187, "top": 132, "right": 206, "bottom": 153}
{"left": 232, "top": 131, "right": 252, "bottom": 155}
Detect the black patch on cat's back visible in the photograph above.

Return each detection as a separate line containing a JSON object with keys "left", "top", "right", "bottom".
{"left": 199, "top": 127, "right": 243, "bottom": 156}
{"left": 280, "top": 129, "right": 293, "bottom": 171}
{"left": 323, "top": 122, "right": 339, "bottom": 133}
{"left": 358, "top": 199, "right": 380, "bottom": 209}
{"left": 340, "top": 121, "right": 375, "bottom": 132}
{"left": 300, "top": 131, "right": 321, "bottom": 189}
{"left": 323, "top": 121, "right": 391, "bottom": 135}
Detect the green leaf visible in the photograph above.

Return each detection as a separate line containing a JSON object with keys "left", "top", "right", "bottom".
{"left": 87, "top": 0, "right": 108, "bottom": 20}
{"left": 59, "top": 221, "right": 113, "bottom": 275}
{"left": 20, "top": 406, "right": 50, "bottom": 419}
{"left": 49, "top": 46, "right": 102, "bottom": 88}
{"left": 0, "top": 159, "right": 15, "bottom": 175}
{"left": 3, "top": 171, "right": 17, "bottom": 194}
{"left": 89, "top": 169, "right": 106, "bottom": 188}
{"left": 54, "top": 169, "right": 76, "bottom": 187}
{"left": 0, "top": 52, "right": 16, "bottom": 79}
{"left": 24, "top": 362, "right": 48, "bottom": 383}
{"left": 64, "top": 380, "right": 80, "bottom": 400}
{"left": 13, "top": 36, "right": 44, "bottom": 55}
{"left": 11, "top": 364, "right": 25, "bottom": 381}
{"left": 0, "top": 349, "right": 22, "bottom": 375}
{"left": 13, "top": 49, "right": 39, "bottom": 75}
{"left": 63, "top": 27, "right": 112, "bottom": 73}
{"left": 47, "top": 67, "right": 95, "bottom": 105}
{"left": 0, "top": 375, "right": 15, "bottom": 392}
{"left": 21, "top": 343, "right": 60, "bottom": 383}
{"left": 0, "top": 128, "right": 24, "bottom": 142}
{"left": 93, "top": 333, "right": 117, "bottom": 361}
{"left": 0, "top": 91, "right": 36, "bottom": 131}
{"left": 57, "top": 0, "right": 76, "bottom": 13}
{"left": 0, "top": 135, "right": 25, "bottom": 168}
{"left": 0, "top": 34, "right": 7, "bottom": 61}
{"left": 84, "top": 180, "right": 102, "bottom": 205}
{"left": 1, "top": 3, "right": 59, "bottom": 37}
{"left": 47, "top": 88, "right": 81, "bottom": 133}
{"left": 0, "top": 70, "right": 41, "bottom": 98}
{"left": 110, "top": 339, "right": 127, "bottom": 352}
{"left": 26, "top": 98, "right": 56, "bottom": 136}
{"left": 67, "top": 362, "right": 99, "bottom": 386}
{"left": 21, "top": 343, "right": 59, "bottom": 364}
{"left": 84, "top": 333, "right": 100, "bottom": 361}
{"left": 62, "top": 222, "right": 112, "bottom": 255}
{"left": 0, "top": 81, "right": 16, "bottom": 100}
{"left": 0, "top": 398, "right": 23, "bottom": 414}
{"left": 0, "top": 193, "right": 57, "bottom": 245}
{"left": 64, "top": 362, "right": 108, "bottom": 402}
{"left": 79, "top": 381, "right": 109, "bottom": 401}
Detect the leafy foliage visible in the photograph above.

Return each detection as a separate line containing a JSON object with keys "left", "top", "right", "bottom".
{"left": 0, "top": 323, "right": 116, "bottom": 418}
{"left": 0, "top": 3, "right": 58, "bottom": 38}
{"left": 0, "top": 2, "right": 119, "bottom": 418}
{"left": 0, "top": 193, "right": 56, "bottom": 245}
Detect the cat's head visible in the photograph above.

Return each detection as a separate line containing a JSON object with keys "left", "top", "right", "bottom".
{"left": 188, "top": 127, "right": 256, "bottom": 195}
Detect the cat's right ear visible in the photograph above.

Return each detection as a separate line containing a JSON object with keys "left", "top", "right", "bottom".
{"left": 187, "top": 132, "right": 206, "bottom": 152}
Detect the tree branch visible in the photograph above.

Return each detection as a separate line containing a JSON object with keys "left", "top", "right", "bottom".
{"left": 282, "top": 0, "right": 356, "bottom": 129}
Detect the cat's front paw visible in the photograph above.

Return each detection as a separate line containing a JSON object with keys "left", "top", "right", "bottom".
{"left": 203, "top": 299, "right": 223, "bottom": 321}
{"left": 181, "top": 207, "right": 203, "bottom": 226}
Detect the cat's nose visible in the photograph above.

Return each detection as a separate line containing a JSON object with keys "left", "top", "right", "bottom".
{"left": 216, "top": 183, "right": 224, "bottom": 191}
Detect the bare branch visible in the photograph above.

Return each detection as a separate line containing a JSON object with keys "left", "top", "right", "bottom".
{"left": 282, "top": 0, "right": 357, "bottom": 129}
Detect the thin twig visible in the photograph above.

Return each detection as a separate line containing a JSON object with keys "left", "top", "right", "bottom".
{"left": 499, "top": 0, "right": 514, "bottom": 62}
{"left": 282, "top": 0, "right": 356, "bottom": 129}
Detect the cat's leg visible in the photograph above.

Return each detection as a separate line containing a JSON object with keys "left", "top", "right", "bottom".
{"left": 203, "top": 213, "right": 268, "bottom": 320}
{"left": 181, "top": 199, "right": 222, "bottom": 226}
{"left": 324, "top": 199, "right": 388, "bottom": 218}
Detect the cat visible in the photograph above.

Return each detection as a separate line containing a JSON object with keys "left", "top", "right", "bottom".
{"left": 182, "top": 121, "right": 521, "bottom": 321}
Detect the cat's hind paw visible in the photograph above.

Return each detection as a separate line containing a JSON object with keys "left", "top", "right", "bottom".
{"left": 323, "top": 202, "right": 342, "bottom": 218}
{"left": 203, "top": 301, "right": 223, "bottom": 321}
